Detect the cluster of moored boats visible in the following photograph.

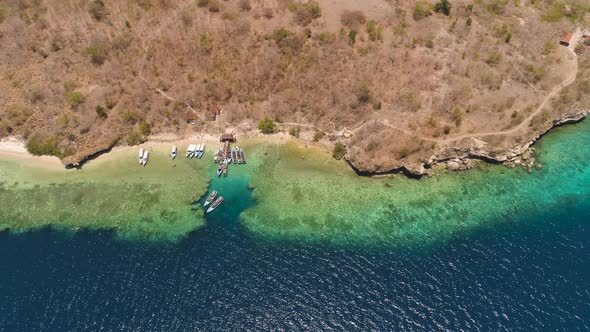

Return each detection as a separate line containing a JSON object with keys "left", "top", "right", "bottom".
{"left": 203, "top": 190, "right": 224, "bottom": 213}
{"left": 137, "top": 139, "right": 236, "bottom": 214}
{"left": 185, "top": 143, "right": 206, "bottom": 159}
{"left": 213, "top": 142, "right": 246, "bottom": 177}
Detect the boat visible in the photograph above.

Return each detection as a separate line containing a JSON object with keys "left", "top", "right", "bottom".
{"left": 141, "top": 150, "right": 149, "bottom": 166}
{"left": 203, "top": 190, "right": 218, "bottom": 207}
{"left": 139, "top": 148, "right": 144, "bottom": 165}
{"left": 222, "top": 162, "right": 228, "bottom": 177}
{"left": 186, "top": 145, "right": 193, "bottom": 158}
{"left": 206, "top": 196, "right": 224, "bottom": 213}
{"left": 214, "top": 147, "right": 220, "bottom": 163}
{"left": 234, "top": 146, "right": 241, "bottom": 164}
{"left": 171, "top": 145, "right": 177, "bottom": 159}
{"left": 197, "top": 143, "right": 205, "bottom": 159}
{"left": 239, "top": 148, "right": 246, "bottom": 164}
{"left": 189, "top": 144, "right": 197, "bottom": 158}
{"left": 231, "top": 147, "right": 238, "bottom": 164}
{"left": 217, "top": 165, "right": 222, "bottom": 177}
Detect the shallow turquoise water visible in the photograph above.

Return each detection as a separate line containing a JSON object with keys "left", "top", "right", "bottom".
{"left": 240, "top": 120, "right": 590, "bottom": 248}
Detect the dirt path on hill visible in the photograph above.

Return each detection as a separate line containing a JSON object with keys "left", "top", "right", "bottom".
{"left": 353, "top": 47, "right": 579, "bottom": 144}
{"left": 137, "top": 3, "right": 579, "bottom": 144}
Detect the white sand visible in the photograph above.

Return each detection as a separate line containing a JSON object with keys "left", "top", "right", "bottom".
{"left": 0, "top": 137, "right": 63, "bottom": 168}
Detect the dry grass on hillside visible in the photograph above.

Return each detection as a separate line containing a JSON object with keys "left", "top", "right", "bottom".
{"left": 0, "top": 0, "right": 588, "bottom": 170}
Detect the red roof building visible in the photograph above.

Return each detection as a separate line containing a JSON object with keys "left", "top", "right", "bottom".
{"left": 560, "top": 33, "right": 573, "bottom": 46}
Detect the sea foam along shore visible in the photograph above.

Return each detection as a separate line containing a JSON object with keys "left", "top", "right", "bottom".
{"left": 0, "top": 137, "right": 212, "bottom": 241}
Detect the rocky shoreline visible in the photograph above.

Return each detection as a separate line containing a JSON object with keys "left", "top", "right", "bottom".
{"left": 346, "top": 110, "right": 589, "bottom": 178}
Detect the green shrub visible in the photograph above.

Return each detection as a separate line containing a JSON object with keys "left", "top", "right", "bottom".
{"left": 493, "top": 24, "right": 512, "bottom": 43}
{"left": 413, "top": 1, "right": 432, "bottom": 20}
{"left": 258, "top": 117, "right": 276, "bottom": 134}
{"left": 272, "top": 28, "right": 303, "bottom": 54}
{"left": 273, "top": 28, "right": 292, "bottom": 44}
{"left": 288, "top": 0, "right": 321, "bottom": 18}
{"left": 451, "top": 107, "right": 463, "bottom": 126}
{"left": 104, "top": 98, "right": 114, "bottom": 109}
{"left": 58, "top": 114, "right": 69, "bottom": 128}
{"left": 67, "top": 92, "right": 85, "bottom": 107}
{"left": 199, "top": 33, "right": 212, "bottom": 53}
{"left": 95, "top": 106, "right": 107, "bottom": 119}
{"left": 399, "top": 146, "right": 410, "bottom": 158}
{"left": 88, "top": 0, "right": 107, "bottom": 20}
{"left": 356, "top": 83, "right": 371, "bottom": 103}
{"left": 348, "top": 29, "right": 357, "bottom": 46}
{"left": 119, "top": 109, "right": 140, "bottom": 124}
{"left": 366, "top": 20, "right": 383, "bottom": 41}
{"left": 333, "top": 142, "right": 346, "bottom": 160}
{"left": 126, "top": 131, "right": 144, "bottom": 146}
{"left": 525, "top": 64, "right": 546, "bottom": 83}
{"left": 26, "top": 135, "right": 63, "bottom": 157}
{"left": 139, "top": 121, "right": 151, "bottom": 136}
{"left": 289, "top": 127, "right": 300, "bottom": 138}
{"left": 85, "top": 42, "right": 107, "bottom": 64}
{"left": 486, "top": 0, "right": 508, "bottom": 15}
{"left": 443, "top": 125, "right": 452, "bottom": 134}
{"left": 313, "top": 131, "right": 325, "bottom": 141}
{"left": 288, "top": 0, "right": 321, "bottom": 25}
{"left": 485, "top": 51, "right": 502, "bottom": 65}
{"left": 434, "top": 0, "right": 451, "bottom": 16}
{"left": 399, "top": 92, "right": 421, "bottom": 112}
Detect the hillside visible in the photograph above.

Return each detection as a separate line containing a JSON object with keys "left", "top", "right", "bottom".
{"left": 0, "top": 0, "right": 589, "bottom": 174}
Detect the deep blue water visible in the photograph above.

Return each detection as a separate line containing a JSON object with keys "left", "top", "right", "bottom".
{"left": 1, "top": 191, "right": 589, "bottom": 331}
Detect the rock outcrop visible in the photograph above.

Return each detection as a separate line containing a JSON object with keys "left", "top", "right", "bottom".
{"left": 346, "top": 110, "right": 589, "bottom": 177}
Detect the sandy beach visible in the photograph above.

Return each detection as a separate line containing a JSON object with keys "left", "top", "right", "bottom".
{"left": 0, "top": 130, "right": 304, "bottom": 170}
{"left": 0, "top": 137, "right": 64, "bottom": 169}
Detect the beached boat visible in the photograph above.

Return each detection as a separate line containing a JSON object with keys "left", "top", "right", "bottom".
{"left": 239, "top": 148, "right": 246, "bottom": 164}
{"left": 203, "top": 190, "right": 218, "bottom": 207}
{"left": 206, "top": 196, "right": 224, "bottom": 213}
{"left": 139, "top": 148, "right": 144, "bottom": 165}
{"left": 171, "top": 145, "right": 177, "bottom": 159}
{"left": 217, "top": 165, "right": 222, "bottom": 177}
{"left": 186, "top": 145, "right": 193, "bottom": 158}
{"left": 198, "top": 143, "right": 205, "bottom": 159}
{"left": 141, "top": 150, "right": 149, "bottom": 166}
{"left": 231, "top": 147, "right": 238, "bottom": 164}
{"left": 189, "top": 144, "right": 197, "bottom": 158}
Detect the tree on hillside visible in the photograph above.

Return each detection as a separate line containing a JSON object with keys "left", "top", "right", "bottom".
{"left": 333, "top": 142, "right": 346, "bottom": 160}
{"left": 258, "top": 118, "right": 276, "bottom": 134}
{"left": 434, "top": 0, "right": 452, "bottom": 16}
{"left": 88, "top": 0, "right": 107, "bottom": 20}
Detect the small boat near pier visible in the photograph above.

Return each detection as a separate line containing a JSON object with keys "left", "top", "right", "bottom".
{"left": 239, "top": 148, "right": 246, "bottom": 164}
{"left": 206, "top": 196, "right": 224, "bottom": 213}
{"left": 197, "top": 143, "right": 205, "bottom": 159}
{"left": 141, "top": 150, "right": 149, "bottom": 166}
{"left": 138, "top": 148, "right": 144, "bottom": 165}
{"left": 203, "top": 190, "right": 218, "bottom": 207}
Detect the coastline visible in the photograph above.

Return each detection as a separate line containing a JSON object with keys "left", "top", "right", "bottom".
{"left": 1, "top": 109, "right": 588, "bottom": 177}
